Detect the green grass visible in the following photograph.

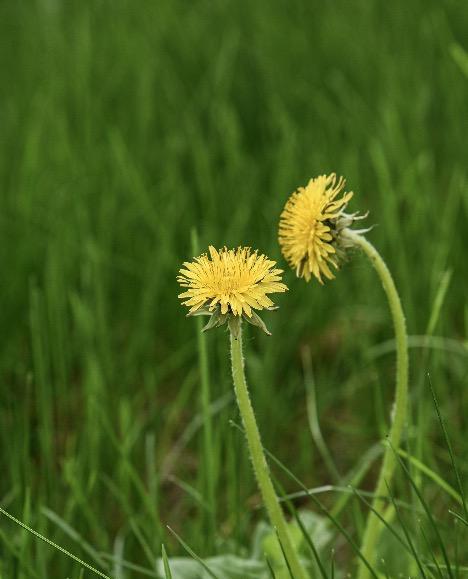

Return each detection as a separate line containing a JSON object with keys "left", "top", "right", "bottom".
{"left": 1, "top": 0, "right": 468, "bottom": 577}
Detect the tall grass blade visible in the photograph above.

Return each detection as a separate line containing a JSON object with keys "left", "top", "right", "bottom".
{"left": 385, "top": 481, "right": 428, "bottom": 578}
{"left": 397, "top": 449, "right": 463, "bottom": 506}
{"left": 161, "top": 544, "right": 173, "bottom": 579}
{"left": 0, "top": 506, "right": 111, "bottom": 579}
{"left": 394, "top": 447, "right": 454, "bottom": 579}
{"left": 428, "top": 374, "right": 467, "bottom": 519}
{"left": 166, "top": 526, "right": 220, "bottom": 579}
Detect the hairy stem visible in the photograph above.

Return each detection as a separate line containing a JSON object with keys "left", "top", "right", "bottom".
{"left": 230, "top": 326, "right": 309, "bottom": 579}
{"left": 344, "top": 231, "right": 409, "bottom": 579}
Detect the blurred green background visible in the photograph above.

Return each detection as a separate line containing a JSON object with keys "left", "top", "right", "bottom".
{"left": 1, "top": 0, "right": 468, "bottom": 577}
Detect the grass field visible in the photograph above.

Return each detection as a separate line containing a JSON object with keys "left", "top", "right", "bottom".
{"left": 1, "top": 0, "right": 468, "bottom": 577}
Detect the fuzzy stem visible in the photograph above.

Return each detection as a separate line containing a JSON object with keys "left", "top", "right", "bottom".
{"left": 230, "top": 326, "right": 309, "bottom": 579}
{"left": 344, "top": 231, "right": 409, "bottom": 579}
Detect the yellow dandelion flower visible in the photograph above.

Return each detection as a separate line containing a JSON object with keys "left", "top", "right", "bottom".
{"left": 177, "top": 246, "right": 288, "bottom": 334}
{"left": 278, "top": 173, "right": 359, "bottom": 284}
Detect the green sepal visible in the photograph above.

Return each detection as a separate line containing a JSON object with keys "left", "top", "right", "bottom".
{"left": 189, "top": 303, "right": 275, "bottom": 336}
{"left": 187, "top": 305, "right": 212, "bottom": 317}
{"left": 202, "top": 312, "right": 222, "bottom": 332}
{"left": 202, "top": 308, "right": 230, "bottom": 332}
{"left": 243, "top": 311, "right": 272, "bottom": 336}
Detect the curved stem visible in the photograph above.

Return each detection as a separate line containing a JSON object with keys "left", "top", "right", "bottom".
{"left": 344, "top": 231, "right": 409, "bottom": 579}
{"left": 230, "top": 326, "right": 309, "bottom": 579}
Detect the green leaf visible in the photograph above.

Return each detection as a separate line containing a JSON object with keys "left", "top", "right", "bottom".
{"left": 156, "top": 555, "right": 266, "bottom": 578}
{"left": 161, "top": 544, "right": 173, "bottom": 579}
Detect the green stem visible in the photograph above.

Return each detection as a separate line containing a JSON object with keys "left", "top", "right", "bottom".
{"left": 344, "top": 231, "right": 409, "bottom": 579}
{"left": 229, "top": 326, "right": 309, "bottom": 579}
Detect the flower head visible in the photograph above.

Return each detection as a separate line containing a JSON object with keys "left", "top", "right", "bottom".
{"left": 177, "top": 246, "right": 288, "bottom": 334}
{"left": 278, "top": 173, "right": 361, "bottom": 283}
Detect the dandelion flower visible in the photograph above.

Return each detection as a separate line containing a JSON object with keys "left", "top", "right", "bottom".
{"left": 177, "top": 246, "right": 288, "bottom": 334}
{"left": 278, "top": 173, "right": 363, "bottom": 283}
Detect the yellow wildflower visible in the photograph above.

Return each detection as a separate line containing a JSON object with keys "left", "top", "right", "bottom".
{"left": 177, "top": 246, "right": 288, "bottom": 334}
{"left": 278, "top": 173, "right": 358, "bottom": 283}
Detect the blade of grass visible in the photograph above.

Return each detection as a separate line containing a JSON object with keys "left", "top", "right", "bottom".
{"left": 41, "top": 507, "right": 108, "bottom": 569}
{"left": 101, "top": 475, "right": 158, "bottom": 570}
{"left": 419, "top": 524, "right": 444, "bottom": 579}
{"left": 292, "top": 510, "right": 328, "bottom": 579}
{"left": 166, "top": 526, "right": 220, "bottom": 579}
{"left": 302, "top": 345, "right": 341, "bottom": 483}
{"left": 415, "top": 271, "right": 452, "bottom": 507}
{"left": 266, "top": 557, "right": 278, "bottom": 578}
{"left": 129, "top": 518, "right": 158, "bottom": 572}
{"left": 428, "top": 374, "right": 467, "bottom": 519}
{"left": 331, "top": 443, "right": 383, "bottom": 518}
{"left": 0, "top": 506, "right": 112, "bottom": 579}
{"left": 393, "top": 446, "right": 454, "bottom": 579}
{"left": 0, "top": 526, "right": 40, "bottom": 579}
{"left": 98, "top": 410, "right": 163, "bottom": 536}
{"left": 281, "top": 483, "right": 415, "bottom": 513}
{"left": 272, "top": 475, "right": 327, "bottom": 579}
{"left": 99, "top": 553, "right": 161, "bottom": 578}
{"left": 397, "top": 449, "right": 463, "bottom": 506}
{"left": 161, "top": 544, "right": 173, "bottom": 579}
{"left": 448, "top": 510, "right": 468, "bottom": 528}
{"left": 385, "top": 481, "right": 428, "bottom": 578}
{"left": 351, "top": 487, "right": 412, "bottom": 556}
{"left": 275, "top": 528, "right": 295, "bottom": 579}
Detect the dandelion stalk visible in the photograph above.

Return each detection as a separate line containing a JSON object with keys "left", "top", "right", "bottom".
{"left": 177, "top": 245, "right": 307, "bottom": 576}
{"left": 278, "top": 173, "right": 409, "bottom": 577}
{"left": 343, "top": 230, "right": 408, "bottom": 579}
{"left": 229, "top": 322, "right": 308, "bottom": 579}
